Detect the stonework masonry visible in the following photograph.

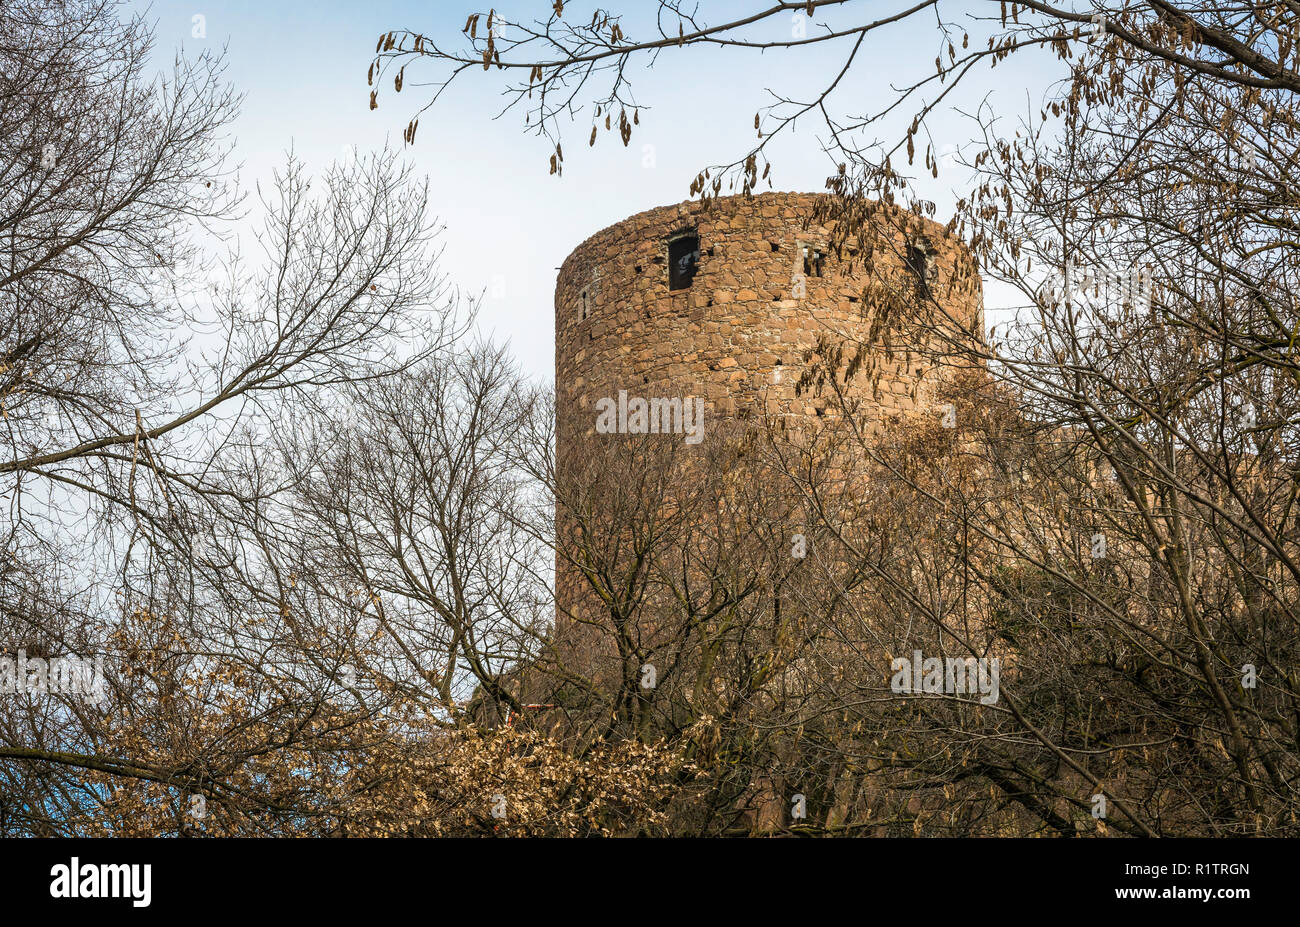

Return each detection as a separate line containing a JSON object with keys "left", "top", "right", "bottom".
{"left": 555, "top": 191, "right": 982, "bottom": 439}
{"left": 552, "top": 191, "right": 983, "bottom": 648}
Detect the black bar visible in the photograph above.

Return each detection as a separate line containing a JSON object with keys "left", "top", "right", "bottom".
{"left": 0, "top": 837, "right": 1274, "bottom": 915}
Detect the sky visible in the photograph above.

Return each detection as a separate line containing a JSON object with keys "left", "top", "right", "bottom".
{"left": 131, "top": 0, "right": 1067, "bottom": 379}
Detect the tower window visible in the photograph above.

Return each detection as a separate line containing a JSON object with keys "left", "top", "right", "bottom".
{"left": 668, "top": 234, "right": 700, "bottom": 290}
{"left": 906, "top": 242, "right": 936, "bottom": 298}
{"left": 802, "top": 245, "right": 824, "bottom": 278}
{"left": 579, "top": 289, "right": 590, "bottom": 321}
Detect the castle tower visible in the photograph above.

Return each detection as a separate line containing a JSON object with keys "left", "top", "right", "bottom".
{"left": 550, "top": 192, "right": 981, "bottom": 700}
{"left": 556, "top": 190, "right": 981, "bottom": 459}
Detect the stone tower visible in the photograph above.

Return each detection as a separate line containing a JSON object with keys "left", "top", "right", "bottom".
{"left": 552, "top": 191, "right": 981, "bottom": 647}
{"left": 556, "top": 191, "right": 981, "bottom": 448}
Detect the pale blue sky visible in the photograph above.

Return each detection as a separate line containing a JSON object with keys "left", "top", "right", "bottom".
{"left": 133, "top": 1, "right": 1064, "bottom": 377}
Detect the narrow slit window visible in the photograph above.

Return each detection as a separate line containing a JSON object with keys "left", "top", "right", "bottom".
{"left": 906, "top": 243, "right": 935, "bottom": 298}
{"left": 579, "top": 290, "right": 590, "bottom": 321}
{"left": 668, "top": 234, "right": 700, "bottom": 290}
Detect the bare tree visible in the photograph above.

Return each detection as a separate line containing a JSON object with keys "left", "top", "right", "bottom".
{"left": 367, "top": 3, "right": 1300, "bottom": 219}
{"left": 0, "top": 0, "right": 465, "bottom": 833}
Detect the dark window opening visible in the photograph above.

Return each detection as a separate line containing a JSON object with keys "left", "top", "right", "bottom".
{"left": 803, "top": 245, "right": 824, "bottom": 278}
{"left": 905, "top": 243, "right": 935, "bottom": 298}
{"left": 668, "top": 234, "right": 700, "bottom": 290}
{"left": 579, "top": 290, "right": 590, "bottom": 321}
{"left": 770, "top": 241, "right": 781, "bottom": 252}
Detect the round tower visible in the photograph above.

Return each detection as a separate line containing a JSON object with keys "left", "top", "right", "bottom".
{"left": 556, "top": 191, "right": 981, "bottom": 442}
{"left": 551, "top": 191, "right": 982, "bottom": 665}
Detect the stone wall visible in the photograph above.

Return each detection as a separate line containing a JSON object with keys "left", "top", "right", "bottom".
{"left": 555, "top": 191, "right": 982, "bottom": 438}
{"left": 550, "top": 191, "right": 983, "bottom": 669}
